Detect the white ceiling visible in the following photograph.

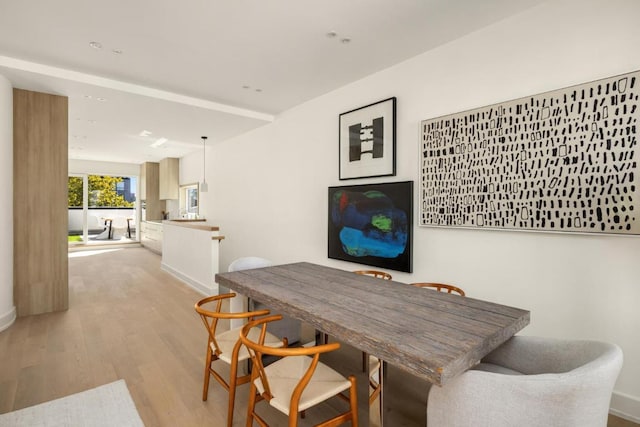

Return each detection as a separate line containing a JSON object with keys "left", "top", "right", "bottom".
{"left": 0, "top": 0, "right": 544, "bottom": 164}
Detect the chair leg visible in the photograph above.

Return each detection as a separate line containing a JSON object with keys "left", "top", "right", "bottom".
{"left": 202, "top": 346, "right": 213, "bottom": 401}
{"left": 227, "top": 356, "right": 239, "bottom": 427}
{"left": 246, "top": 382, "right": 258, "bottom": 427}
{"left": 362, "top": 351, "right": 368, "bottom": 372}
{"left": 349, "top": 376, "right": 359, "bottom": 427}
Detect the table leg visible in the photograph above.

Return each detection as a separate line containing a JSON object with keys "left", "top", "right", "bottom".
{"left": 380, "top": 360, "right": 387, "bottom": 426}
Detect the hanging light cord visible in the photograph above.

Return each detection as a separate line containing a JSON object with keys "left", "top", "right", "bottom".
{"left": 201, "top": 136, "right": 207, "bottom": 184}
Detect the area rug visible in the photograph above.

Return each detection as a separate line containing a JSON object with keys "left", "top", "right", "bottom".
{"left": 0, "top": 380, "right": 144, "bottom": 426}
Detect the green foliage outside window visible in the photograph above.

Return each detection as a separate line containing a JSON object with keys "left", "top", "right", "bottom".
{"left": 68, "top": 176, "right": 83, "bottom": 207}
{"left": 68, "top": 175, "right": 134, "bottom": 208}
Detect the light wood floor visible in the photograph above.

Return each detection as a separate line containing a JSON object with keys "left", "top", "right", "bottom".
{"left": 0, "top": 247, "right": 636, "bottom": 427}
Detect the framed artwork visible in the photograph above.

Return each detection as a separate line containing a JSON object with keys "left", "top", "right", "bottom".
{"left": 419, "top": 70, "right": 640, "bottom": 235}
{"left": 328, "top": 181, "right": 413, "bottom": 272}
{"left": 339, "top": 97, "right": 396, "bottom": 180}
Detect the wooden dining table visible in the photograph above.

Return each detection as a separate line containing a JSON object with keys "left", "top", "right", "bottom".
{"left": 215, "top": 262, "right": 530, "bottom": 425}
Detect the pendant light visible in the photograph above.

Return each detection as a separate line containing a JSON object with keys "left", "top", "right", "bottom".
{"left": 200, "top": 136, "right": 208, "bottom": 192}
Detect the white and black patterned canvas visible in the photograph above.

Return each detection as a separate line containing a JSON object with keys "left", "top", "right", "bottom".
{"left": 420, "top": 71, "right": 640, "bottom": 234}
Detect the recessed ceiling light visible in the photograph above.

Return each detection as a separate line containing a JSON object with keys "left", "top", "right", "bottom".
{"left": 340, "top": 38, "right": 351, "bottom": 44}
{"left": 326, "top": 31, "right": 337, "bottom": 38}
{"left": 89, "top": 41, "right": 102, "bottom": 49}
{"left": 96, "top": 97, "right": 107, "bottom": 102}
{"left": 83, "top": 95, "right": 92, "bottom": 99}
{"left": 150, "top": 137, "right": 168, "bottom": 148}
{"left": 242, "top": 85, "right": 250, "bottom": 89}
{"left": 88, "top": 120, "right": 97, "bottom": 124}
{"left": 112, "top": 49, "right": 123, "bottom": 55}
{"left": 139, "top": 130, "right": 152, "bottom": 137}
{"left": 255, "top": 88, "right": 262, "bottom": 92}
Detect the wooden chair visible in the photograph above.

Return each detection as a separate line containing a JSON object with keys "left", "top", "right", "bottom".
{"left": 411, "top": 282, "right": 466, "bottom": 296}
{"left": 195, "top": 293, "right": 288, "bottom": 427}
{"left": 239, "top": 314, "right": 359, "bottom": 427}
{"left": 353, "top": 270, "right": 393, "bottom": 280}
{"left": 368, "top": 355, "right": 382, "bottom": 407}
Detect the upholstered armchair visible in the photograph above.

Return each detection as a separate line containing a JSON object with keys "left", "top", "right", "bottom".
{"left": 427, "top": 336, "right": 623, "bottom": 427}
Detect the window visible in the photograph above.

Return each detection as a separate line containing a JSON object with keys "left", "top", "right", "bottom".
{"left": 87, "top": 175, "right": 136, "bottom": 208}
{"left": 179, "top": 183, "right": 199, "bottom": 217}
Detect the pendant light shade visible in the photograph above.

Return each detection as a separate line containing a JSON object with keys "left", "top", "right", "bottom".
{"left": 200, "top": 136, "right": 208, "bottom": 192}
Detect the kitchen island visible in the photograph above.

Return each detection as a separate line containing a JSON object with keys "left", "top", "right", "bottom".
{"left": 161, "top": 220, "right": 224, "bottom": 295}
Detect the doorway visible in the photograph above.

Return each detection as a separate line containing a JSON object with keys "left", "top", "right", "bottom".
{"left": 68, "top": 174, "right": 139, "bottom": 247}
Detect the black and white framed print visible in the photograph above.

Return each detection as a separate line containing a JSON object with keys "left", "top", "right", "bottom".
{"left": 339, "top": 97, "right": 396, "bottom": 180}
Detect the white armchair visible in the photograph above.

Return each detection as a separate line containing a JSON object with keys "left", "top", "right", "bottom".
{"left": 427, "top": 336, "right": 623, "bottom": 427}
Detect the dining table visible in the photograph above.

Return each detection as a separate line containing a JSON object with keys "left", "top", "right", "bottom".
{"left": 215, "top": 261, "right": 530, "bottom": 426}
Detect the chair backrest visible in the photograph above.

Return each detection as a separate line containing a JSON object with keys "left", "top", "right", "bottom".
{"left": 239, "top": 314, "right": 341, "bottom": 404}
{"left": 411, "top": 282, "right": 465, "bottom": 296}
{"left": 194, "top": 293, "right": 270, "bottom": 355}
{"left": 229, "top": 257, "right": 273, "bottom": 272}
{"left": 353, "top": 270, "right": 393, "bottom": 280}
{"left": 111, "top": 216, "right": 128, "bottom": 229}
{"left": 427, "top": 336, "right": 623, "bottom": 427}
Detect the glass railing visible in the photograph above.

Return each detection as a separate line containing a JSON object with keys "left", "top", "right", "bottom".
{"left": 68, "top": 207, "right": 137, "bottom": 245}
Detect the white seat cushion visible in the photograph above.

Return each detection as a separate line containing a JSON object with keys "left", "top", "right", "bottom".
{"left": 255, "top": 356, "right": 352, "bottom": 415}
{"left": 213, "top": 326, "right": 284, "bottom": 364}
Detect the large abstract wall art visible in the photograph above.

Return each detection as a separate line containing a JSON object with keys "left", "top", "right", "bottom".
{"left": 420, "top": 70, "right": 640, "bottom": 235}
{"left": 328, "top": 181, "right": 413, "bottom": 272}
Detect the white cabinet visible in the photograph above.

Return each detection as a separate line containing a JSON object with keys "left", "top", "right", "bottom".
{"left": 159, "top": 157, "right": 179, "bottom": 200}
{"left": 141, "top": 221, "right": 163, "bottom": 254}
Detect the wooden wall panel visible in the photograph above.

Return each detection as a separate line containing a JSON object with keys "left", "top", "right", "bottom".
{"left": 159, "top": 157, "right": 179, "bottom": 200}
{"left": 142, "top": 162, "right": 164, "bottom": 220}
{"left": 13, "top": 89, "right": 68, "bottom": 316}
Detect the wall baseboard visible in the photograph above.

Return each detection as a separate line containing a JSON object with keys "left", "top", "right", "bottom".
{"left": 611, "top": 391, "right": 640, "bottom": 423}
{"left": 0, "top": 306, "right": 16, "bottom": 333}
{"left": 161, "top": 262, "right": 217, "bottom": 296}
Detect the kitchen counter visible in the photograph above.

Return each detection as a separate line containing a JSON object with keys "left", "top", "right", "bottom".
{"left": 160, "top": 221, "right": 223, "bottom": 295}
{"left": 163, "top": 220, "right": 221, "bottom": 233}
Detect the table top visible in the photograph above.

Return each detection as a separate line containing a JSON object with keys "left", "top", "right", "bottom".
{"left": 215, "top": 262, "right": 530, "bottom": 385}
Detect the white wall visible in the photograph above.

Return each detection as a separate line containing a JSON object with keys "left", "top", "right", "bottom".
{"left": 0, "top": 74, "right": 15, "bottom": 332}
{"left": 69, "top": 159, "right": 140, "bottom": 176}
{"left": 189, "top": 0, "right": 640, "bottom": 420}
